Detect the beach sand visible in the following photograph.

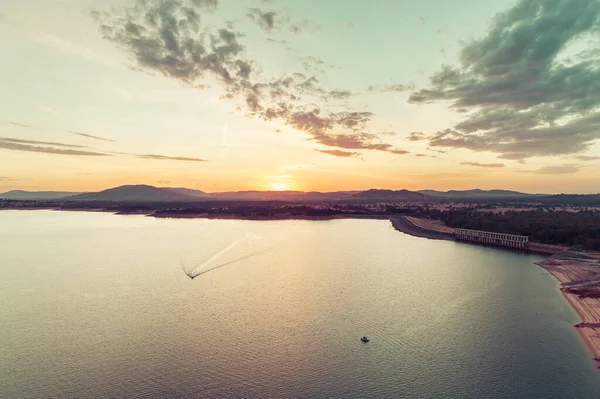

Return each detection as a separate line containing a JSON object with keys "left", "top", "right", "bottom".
{"left": 537, "top": 250, "right": 600, "bottom": 368}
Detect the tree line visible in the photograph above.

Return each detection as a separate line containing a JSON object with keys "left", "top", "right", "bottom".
{"left": 439, "top": 210, "right": 600, "bottom": 250}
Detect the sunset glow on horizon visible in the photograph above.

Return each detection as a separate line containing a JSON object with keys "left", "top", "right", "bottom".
{"left": 1, "top": 0, "right": 599, "bottom": 194}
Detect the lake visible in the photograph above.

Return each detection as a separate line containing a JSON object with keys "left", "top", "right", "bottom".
{"left": 1, "top": 210, "right": 599, "bottom": 398}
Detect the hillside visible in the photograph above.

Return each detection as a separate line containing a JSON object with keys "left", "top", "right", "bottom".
{"left": 0, "top": 190, "right": 82, "bottom": 200}
{"left": 162, "top": 187, "right": 207, "bottom": 198}
{"left": 67, "top": 185, "right": 193, "bottom": 202}
{"left": 209, "top": 190, "right": 360, "bottom": 201}
{"left": 351, "top": 189, "right": 431, "bottom": 201}
{"left": 417, "top": 189, "right": 535, "bottom": 199}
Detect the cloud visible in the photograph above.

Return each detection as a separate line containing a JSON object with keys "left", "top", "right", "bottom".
{"left": 410, "top": 0, "right": 600, "bottom": 160}
{"left": 285, "top": 110, "right": 409, "bottom": 154}
{"left": 525, "top": 164, "right": 582, "bottom": 174}
{"left": 95, "top": 0, "right": 405, "bottom": 157}
{"left": 0, "top": 138, "right": 110, "bottom": 156}
{"left": 246, "top": 7, "right": 318, "bottom": 34}
{"left": 460, "top": 161, "right": 505, "bottom": 168}
{"left": 575, "top": 155, "right": 600, "bottom": 161}
{"left": 368, "top": 84, "right": 413, "bottom": 93}
{"left": 427, "top": 147, "right": 446, "bottom": 154}
{"left": 315, "top": 149, "right": 361, "bottom": 158}
{"left": 415, "top": 153, "right": 427, "bottom": 157}
{"left": 68, "top": 131, "right": 117, "bottom": 143}
{"left": 327, "top": 89, "right": 351, "bottom": 99}
{"left": 9, "top": 122, "right": 32, "bottom": 128}
{"left": 0, "top": 135, "right": 205, "bottom": 161}
{"left": 0, "top": 137, "right": 88, "bottom": 148}
{"left": 266, "top": 37, "right": 287, "bottom": 45}
{"left": 93, "top": 0, "right": 245, "bottom": 86}
{"left": 246, "top": 8, "right": 277, "bottom": 31}
{"left": 298, "top": 55, "right": 338, "bottom": 75}
{"left": 194, "top": 0, "right": 219, "bottom": 8}
{"left": 137, "top": 154, "right": 207, "bottom": 162}
{"left": 407, "top": 132, "right": 427, "bottom": 141}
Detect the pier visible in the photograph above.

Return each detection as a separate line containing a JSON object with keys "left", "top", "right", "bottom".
{"left": 453, "top": 228, "right": 529, "bottom": 250}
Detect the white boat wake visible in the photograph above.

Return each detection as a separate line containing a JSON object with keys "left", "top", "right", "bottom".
{"left": 179, "top": 234, "right": 266, "bottom": 279}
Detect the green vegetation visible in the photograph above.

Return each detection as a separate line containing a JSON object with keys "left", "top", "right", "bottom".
{"left": 440, "top": 210, "right": 600, "bottom": 250}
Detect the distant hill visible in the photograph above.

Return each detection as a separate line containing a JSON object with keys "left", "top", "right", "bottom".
{"left": 4, "top": 185, "right": 563, "bottom": 203}
{"left": 0, "top": 190, "right": 82, "bottom": 200}
{"left": 162, "top": 187, "right": 207, "bottom": 198}
{"left": 417, "top": 189, "right": 536, "bottom": 199}
{"left": 68, "top": 185, "right": 193, "bottom": 202}
{"left": 351, "top": 189, "right": 431, "bottom": 201}
{"left": 210, "top": 190, "right": 360, "bottom": 201}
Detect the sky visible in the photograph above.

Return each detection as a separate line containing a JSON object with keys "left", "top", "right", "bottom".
{"left": 1, "top": 0, "right": 599, "bottom": 194}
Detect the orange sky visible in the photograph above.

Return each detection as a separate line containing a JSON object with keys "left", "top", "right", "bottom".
{"left": 1, "top": 0, "right": 599, "bottom": 194}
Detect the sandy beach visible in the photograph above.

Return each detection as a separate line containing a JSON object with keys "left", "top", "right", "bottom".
{"left": 537, "top": 250, "right": 600, "bottom": 368}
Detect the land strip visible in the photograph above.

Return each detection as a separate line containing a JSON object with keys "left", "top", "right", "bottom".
{"left": 537, "top": 250, "right": 600, "bottom": 368}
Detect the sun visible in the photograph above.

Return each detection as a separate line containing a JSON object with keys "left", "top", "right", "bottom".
{"left": 269, "top": 181, "right": 290, "bottom": 191}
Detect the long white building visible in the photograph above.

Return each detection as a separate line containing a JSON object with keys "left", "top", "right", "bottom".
{"left": 453, "top": 228, "right": 529, "bottom": 250}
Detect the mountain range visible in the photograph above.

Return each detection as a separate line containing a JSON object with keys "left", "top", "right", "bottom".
{"left": 0, "top": 190, "right": 83, "bottom": 200}
{"left": 0, "top": 185, "right": 541, "bottom": 202}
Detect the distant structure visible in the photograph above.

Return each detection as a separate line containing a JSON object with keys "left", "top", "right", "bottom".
{"left": 453, "top": 228, "right": 529, "bottom": 250}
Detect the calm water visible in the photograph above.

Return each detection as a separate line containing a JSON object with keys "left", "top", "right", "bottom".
{"left": 1, "top": 210, "right": 600, "bottom": 398}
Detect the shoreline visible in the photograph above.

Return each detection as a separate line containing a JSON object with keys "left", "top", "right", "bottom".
{"left": 389, "top": 215, "right": 455, "bottom": 240}
{"left": 563, "top": 292, "right": 600, "bottom": 368}
{"left": 390, "top": 215, "right": 600, "bottom": 370}
{"left": 537, "top": 250, "right": 600, "bottom": 369}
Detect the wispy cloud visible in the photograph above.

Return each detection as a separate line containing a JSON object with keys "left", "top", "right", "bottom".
{"left": 68, "top": 131, "right": 117, "bottom": 143}
{"left": 315, "top": 149, "right": 361, "bottom": 158}
{"left": 9, "top": 122, "right": 31, "bottom": 128}
{"left": 0, "top": 138, "right": 110, "bottom": 156}
{"left": 0, "top": 137, "right": 88, "bottom": 149}
{"left": 460, "top": 161, "right": 505, "bottom": 168}
{"left": 246, "top": 8, "right": 277, "bottom": 31}
{"left": 137, "top": 154, "right": 207, "bottom": 162}
{"left": 368, "top": 84, "right": 414, "bottom": 93}
{"left": 245, "top": 8, "right": 320, "bottom": 35}
{"left": 407, "top": 132, "right": 427, "bottom": 141}
{"left": 1, "top": 130, "right": 203, "bottom": 161}
{"left": 524, "top": 164, "right": 582, "bottom": 174}
{"left": 410, "top": 0, "right": 600, "bottom": 160}
{"left": 427, "top": 147, "right": 446, "bottom": 154}
{"left": 574, "top": 155, "right": 600, "bottom": 161}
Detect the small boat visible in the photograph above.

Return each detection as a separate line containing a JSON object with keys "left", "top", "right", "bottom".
{"left": 361, "top": 336, "right": 369, "bottom": 343}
